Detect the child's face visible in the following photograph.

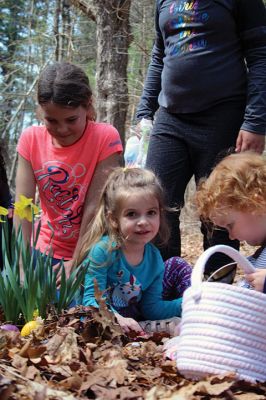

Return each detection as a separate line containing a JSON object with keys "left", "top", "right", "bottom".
{"left": 41, "top": 102, "right": 89, "bottom": 147}
{"left": 213, "top": 210, "right": 266, "bottom": 246}
{"left": 117, "top": 192, "right": 160, "bottom": 248}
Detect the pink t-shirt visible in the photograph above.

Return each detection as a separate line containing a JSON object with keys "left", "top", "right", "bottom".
{"left": 17, "top": 122, "right": 122, "bottom": 259}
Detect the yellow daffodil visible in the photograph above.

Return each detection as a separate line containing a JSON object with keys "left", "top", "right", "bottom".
{"left": 0, "top": 206, "right": 8, "bottom": 222}
{"left": 14, "top": 195, "right": 39, "bottom": 222}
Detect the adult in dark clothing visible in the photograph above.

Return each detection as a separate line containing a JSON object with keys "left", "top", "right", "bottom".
{"left": 0, "top": 147, "right": 13, "bottom": 269}
{"left": 136, "top": 0, "right": 266, "bottom": 276}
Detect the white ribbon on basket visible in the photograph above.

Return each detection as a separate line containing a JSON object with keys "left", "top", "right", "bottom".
{"left": 190, "top": 245, "right": 256, "bottom": 301}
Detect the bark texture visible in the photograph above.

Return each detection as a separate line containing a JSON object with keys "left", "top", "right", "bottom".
{"left": 69, "top": 0, "right": 131, "bottom": 143}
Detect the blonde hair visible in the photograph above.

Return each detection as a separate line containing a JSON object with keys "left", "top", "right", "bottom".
{"left": 76, "top": 167, "right": 170, "bottom": 265}
{"left": 196, "top": 151, "right": 266, "bottom": 222}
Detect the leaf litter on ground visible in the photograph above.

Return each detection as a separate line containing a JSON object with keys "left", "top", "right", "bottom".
{"left": 1, "top": 243, "right": 266, "bottom": 399}
{"left": 1, "top": 304, "right": 266, "bottom": 399}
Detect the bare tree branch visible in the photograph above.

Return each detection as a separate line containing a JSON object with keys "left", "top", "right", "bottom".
{"left": 1, "top": 59, "right": 52, "bottom": 140}
{"left": 68, "top": 0, "right": 96, "bottom": 21}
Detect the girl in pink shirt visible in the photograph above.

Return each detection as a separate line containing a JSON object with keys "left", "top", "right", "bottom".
{"left": 15, "top": 62, "right": 122, "bottom": 281}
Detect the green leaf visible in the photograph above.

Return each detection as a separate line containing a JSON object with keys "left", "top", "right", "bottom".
{"left": 0, "top": 216, "right": 88, "bottom": 323}
{"left": 4, "top": 261, "right": 30, "bottom": 321}
{"left": 32, "top": 218, "right": 41, "bottom": 248}
{"left": 65, "top": 265, "right": 87, "bottom": 306}
{"left": 35, "top": 252, "right": 58, "bottom": 318}
{"left": 56, "top": 263, "right": 67, "bottom": 314}
{"left": 0, "top": 271, "right": 20, "bottom": 323}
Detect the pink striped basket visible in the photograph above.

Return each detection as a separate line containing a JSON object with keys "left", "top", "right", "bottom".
{"left": 176, "top": 245, "right": 266, "bottom": 383}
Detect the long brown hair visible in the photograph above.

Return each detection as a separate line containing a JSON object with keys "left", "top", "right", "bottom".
{"left": 37, "top": 62, "right": 96, "bottom": 120}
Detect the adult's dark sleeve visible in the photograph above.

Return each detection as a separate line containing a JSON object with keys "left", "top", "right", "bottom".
{"left": 135, "top": 2, "right": 164, "bottom": 121}
{"left": 0, "top": 152, "right": 11, "bottom": 208}
{"left": 238, "top": 0, "right": 266, "bottom": 135}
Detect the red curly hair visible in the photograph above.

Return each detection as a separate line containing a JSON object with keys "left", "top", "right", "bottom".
{"left": 195, "top": 151, "right": 266, "bottom": 221}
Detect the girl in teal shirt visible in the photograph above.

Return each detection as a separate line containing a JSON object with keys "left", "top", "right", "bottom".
{"left": 77, "top": 167, "right": 191, "bottom": 333}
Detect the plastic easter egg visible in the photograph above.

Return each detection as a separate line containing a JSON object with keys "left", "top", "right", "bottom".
{"left": 20, "top": 320, "right": 40, "bottom": 337}
{"left": 0, "top": 324, "right": 20, "bottom": 332}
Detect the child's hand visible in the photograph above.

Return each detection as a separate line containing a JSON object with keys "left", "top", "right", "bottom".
{"left": 114, "top": 313, "right": 145, "bottom": 334}
{"left": 245, "top": 269, "right": 266, "bottom": 292}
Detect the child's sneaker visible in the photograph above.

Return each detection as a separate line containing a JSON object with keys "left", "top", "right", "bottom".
{"left": 139, "top": 317, "right": 181, "bottom": 336}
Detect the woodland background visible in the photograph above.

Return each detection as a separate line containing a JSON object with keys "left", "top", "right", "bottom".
{"left": 0, "top": 4, "right": 265, "bottom": 398}
{"left": 1, "top": 0, "right": 266, "bottom": 242}
{"left": 0, "top": 0, "right": 155, "bottom": 189}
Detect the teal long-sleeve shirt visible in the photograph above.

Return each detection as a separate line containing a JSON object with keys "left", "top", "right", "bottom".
{"left": 82, "top": 236, "right": 182, "bottom": 320}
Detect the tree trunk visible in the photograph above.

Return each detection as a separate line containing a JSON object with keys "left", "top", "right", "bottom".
{"left": 61, "top": 0, "right": 73, "bottom": 59}
{"left": 69, "top": 0, "right": 131, "bottom": 144}
{"left": 54, "top": 0, "right": 61, "bottom": 60}
{"left": 94, "top": 1, "right": 131, "bottom": 144}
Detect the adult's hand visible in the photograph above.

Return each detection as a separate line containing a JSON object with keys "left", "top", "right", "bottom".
{"left": 235, "top": 130, "right": 265, "bottom": 154}
{"left": 135, "top": 118, "right": 153, "bottom": 139}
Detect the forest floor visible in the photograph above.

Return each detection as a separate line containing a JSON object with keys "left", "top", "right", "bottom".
{"left": 0, "top": 192, "right": 264, "bottom": 400}
{"left": 1, "top": 286, "right": 265, "bottom": 400}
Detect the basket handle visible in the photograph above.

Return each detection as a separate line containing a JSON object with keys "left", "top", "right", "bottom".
{"left": 191, "top": 245, "right": 256, "bottom": 300}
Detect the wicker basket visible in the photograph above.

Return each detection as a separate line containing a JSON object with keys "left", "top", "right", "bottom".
{"left": 176, "top": 245, "right": 266, "bottom": 383}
